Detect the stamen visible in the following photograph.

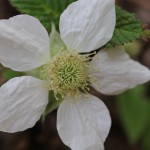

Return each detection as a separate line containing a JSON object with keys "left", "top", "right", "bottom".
{"left": 40, "top": 51, "right": 92, "bottom": 98}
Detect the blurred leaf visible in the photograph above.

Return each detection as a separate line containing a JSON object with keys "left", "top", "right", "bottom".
{"left": 50, "top": 24, "right": 67, "bottom": 58}
{"left": 142, "top": 122, "right": 150, "bottom": 150}
{"left": 117, "top": 85, "right": 150, "bottom": 144}
{"left": 42, "top": 91, "right": 63, "bottom": 122}
{"left": 140, "top": 29, "right": 150, "bottom": 41}
{"left": 9, "top": 0, "right": 75, "bottom": 32}
{"left": 2, "top": 69, "right": 23, "bottom": 80}
{"left": 106, "top": 6, "right": 142, "bottom": 48}
{"left": 124, "top": 41, "right": 141, "bottom": 57}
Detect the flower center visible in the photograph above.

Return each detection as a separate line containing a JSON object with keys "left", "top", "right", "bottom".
{"left": 41, "top": 51, "right": 90, "bottom": 97}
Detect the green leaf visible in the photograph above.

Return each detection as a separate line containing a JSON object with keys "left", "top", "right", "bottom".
{"left": 140, "top": 29, "right": 150, "bottom": 41}
{"left": 117, "top": 85, "right": 150, "bottom": 144}
{"left": 124, "top": 41, "right": 141, "bottom": 57}
{"left": 106, "top": 6, "right": 142, "bottom": 48}
{"left": 2, "top": 69, "right": 23, "bottom": 80}
{"left": 142, "top": 122, "right": 150, "bottom": 150}
{"left": 50, "top": 24, "right": 67, "bottom": 58}
{"left": 9, "top": 0, "right": 75, "bottom": 32}
{"left": 42, "top": 91, "right": 63, "bottom": 122}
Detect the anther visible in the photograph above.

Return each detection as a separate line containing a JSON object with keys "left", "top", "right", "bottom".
{"left": 41, "top": 51, "right": 91, "bottom": 98}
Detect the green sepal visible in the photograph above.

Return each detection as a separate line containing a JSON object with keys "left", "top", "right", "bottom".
{"left": 50, "top": 24, "right": 67, "bottom": 58}
{"left": 42, "top": 91, "right": 63, "bottom": 122}
{"left": 106, "top": 6, "right": 142, "bottom": 48}
{"left": 117, "top": 85, "right": 150, "bottom": 144}
{"left": 24, "top": 68, "right": 42, "bottom": 79}
{"left": 124, "top": 42, "right": 141, "bottom": 57}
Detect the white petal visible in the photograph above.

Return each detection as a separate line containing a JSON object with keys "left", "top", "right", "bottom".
{"left": 57, "top": 94, "right": 111, "bottom": 150}
{"left": 0, "top": 76, "right": 48, "bottom": 133}
{"left": 60, "top": 0, "right": 116, "bottom": 52}
{"left": 90, "top": 47, "right": 150, "bottom": 95}
{"left": 0, "top": 15, "right": 50, "bottom": 71}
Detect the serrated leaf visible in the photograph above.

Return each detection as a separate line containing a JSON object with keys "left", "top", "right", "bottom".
{"left": 42, "top": 91, "right": 63, "bottom": 122}
{"left": 50, "top": 24, "right": 67, "bottom": 58}
{"left": 106, "top": 6, "right": 142, "bottom": 48}
{"left": 117, "top": 85, "right": 150, "bottom": 144}
{"left": 9, "top": 0, "right": 75, "bottom": 32}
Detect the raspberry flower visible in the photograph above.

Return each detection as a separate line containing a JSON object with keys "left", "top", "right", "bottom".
{"left": 0, "top": 0, "right": 150, "bottom": 150}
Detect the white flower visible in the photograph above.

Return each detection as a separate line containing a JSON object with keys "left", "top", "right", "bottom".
{"left": 0, "top": 0, "right": 149, "bottom": 150}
